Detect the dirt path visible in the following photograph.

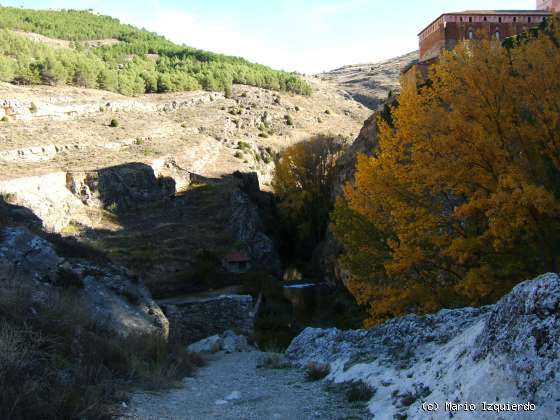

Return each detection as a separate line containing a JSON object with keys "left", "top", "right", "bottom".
{"left": 121, "top": 351, "right": 369, "bottom": 420}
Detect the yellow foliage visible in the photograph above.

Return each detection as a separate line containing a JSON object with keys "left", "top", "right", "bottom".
{"left": 273, "top": 135, "right": 344, "bottom": 256}
{"left": 333, "top": 20, "right": 560, "bottom": 325}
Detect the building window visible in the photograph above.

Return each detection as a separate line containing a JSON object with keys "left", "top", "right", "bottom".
{"left": 483, "top": 16, "right": 487, "bottom": 22}
{"left": 513, "top": 17, "right": 517, "bottom": 22}
{"left": 496, "top": 30, "right": 500, "bottom": 40}
{"left": 528, "top": 17, "right": 532, "bottom": 23}
{"left": 469, "top": 17, "right": 473, "bottom": 23}
{"left": 499, "top": 17, "right": 502, "bottom": 23}
{"left": 468, "top": 30, "right": 474, "bottom": 39}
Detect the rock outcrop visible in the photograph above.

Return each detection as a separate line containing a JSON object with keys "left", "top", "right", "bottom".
{"left": 286, "top": 273, "right": 560, "bottom": 419}
{"left": 1, "top": 90, "right": 223, "bottom": 122}
{"left": 229, "top": 189, "right": 280, "bottom": 273}
{"left": 187, "top": 330, "right": 254, "bottom": 354}
{"left": 0, "top": 226, "right": 168, "bottom": 338}
{"left": 0, "top": 165, "right": 281, "bottom": 296}
{"left": 0, "top": 159, "right": 191, "bottom": 232}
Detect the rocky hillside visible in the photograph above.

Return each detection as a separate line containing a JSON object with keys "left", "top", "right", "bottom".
{"left": 287, "top": 273, "right": 560, "bottom": 419}
{"left": 0, "top": 77, "right": 368, "bottom": 296}
{"left": 0, "top": 224, "right": 168, "bottom": 338}
{"left": 318, "top": 51, "right": 418, "bottom": 109}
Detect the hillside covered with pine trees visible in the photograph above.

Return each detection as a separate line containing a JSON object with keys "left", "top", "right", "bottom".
{"left": 0, "top": 7, "right": 311, "bottom": 96}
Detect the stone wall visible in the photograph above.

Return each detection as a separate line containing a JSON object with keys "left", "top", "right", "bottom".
{"left": 162, "top": 294, "right": 255, "bottom": 344}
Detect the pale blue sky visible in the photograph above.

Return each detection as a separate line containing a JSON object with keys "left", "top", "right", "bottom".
{"left": 2, "top": 0, "right": 535, "bottom": 73}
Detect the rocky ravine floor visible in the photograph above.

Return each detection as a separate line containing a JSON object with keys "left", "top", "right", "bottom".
{"left": 121, "top": 351, "right": 369, "bottom": 420}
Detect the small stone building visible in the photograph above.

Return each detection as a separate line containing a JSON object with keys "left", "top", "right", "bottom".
{"left": 222, "top": 250, "right": 251, "bottom": 273}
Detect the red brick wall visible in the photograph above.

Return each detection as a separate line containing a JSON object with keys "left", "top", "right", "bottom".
{"left": 419, "top": 13, "right": 550, "bottom": 62}
{"left": 419, "top": 23, "right": 446, "bottom": 62}
{"left": 538, "top": 0, "right": 560, "bottom": 11}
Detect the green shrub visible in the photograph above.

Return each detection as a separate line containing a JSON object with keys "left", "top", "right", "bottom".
{"left": 346, "top": 381, "right": 376, "bottom": 402}
{"left": 234, "top": 151, "right": 243, "bottom": 159}
{"left": 0, "top": 283, "right": 201, "bottom": 419}
{"left": 109, "top": 118, "right": 119, "bottom": 127}
{"left": 224, "top": 84, "right": 233, "bottom": 99}
{"left": 1, "top": 116, "right": 9, "bottom": 122}
{"left": 29, "top": 102, "right": 38, "bottom": 113}
{"left": 324, "top": 109, "right": 331, "bottom": 115}
{"left": 54, "top": 266, "right": 84, "bottom": 289}
{"left": 285, "top": 114, "right": 294, "bottom": 126}
{"left": 257, "top": 354, "right": 291, "bottom": 369}
{"left": 237, "top": 141, "right": 251, "bottom": 151}
{"left": 305, "top": 362, "right": 330, "bottom": 381}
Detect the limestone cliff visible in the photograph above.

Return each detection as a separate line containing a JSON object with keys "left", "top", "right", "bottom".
{"left": 287, "top": 273, "right": 560, "bottom": 419}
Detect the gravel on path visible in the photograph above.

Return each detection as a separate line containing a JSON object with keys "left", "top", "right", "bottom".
{"left": 121, "top": 351, "right": 370, "bottom": 420}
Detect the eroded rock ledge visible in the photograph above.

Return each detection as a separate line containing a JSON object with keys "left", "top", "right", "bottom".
{"left": 286, "top": 273, "right": 560, "bottom": 419}
{"left": 0, "top": 226, "right": 168, "bottom": 338}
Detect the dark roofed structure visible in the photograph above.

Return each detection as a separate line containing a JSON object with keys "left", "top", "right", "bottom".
{"left": 223, "top": 250, "right": 251, "bottom": 273}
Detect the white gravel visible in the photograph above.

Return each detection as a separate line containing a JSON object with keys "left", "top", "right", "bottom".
{"left": 121, "top": 351, "right": 370, "bottom": 420}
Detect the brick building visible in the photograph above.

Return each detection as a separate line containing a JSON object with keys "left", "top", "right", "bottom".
{"left": 419, "top": 10, "right": 550, "bottom": 62}
{"left": 404, "top": 1, "right": 558, "bottom": 82}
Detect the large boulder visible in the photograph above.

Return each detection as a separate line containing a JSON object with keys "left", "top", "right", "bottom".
{"left": 286, "top": 273, "right": 560, "bottom": 419}
{"left": 187, "top": 330, "right": 253, "bottom": 354}
{"left": 0, "top": 226, "right": 168, "bottom": 338}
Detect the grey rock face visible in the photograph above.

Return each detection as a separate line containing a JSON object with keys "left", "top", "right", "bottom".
{"left": 67, "top": 162, "right": 176, "bottom": 213}
{"left": 228, "top": 189, "right": 280, "bottom": 273}
{"left": 473, "top": 273, "right": 560, "bottom": 402}
{"left": 0, "top": 226, "right": 62, "bottom": 283}
{"left": 0, "top": 226, "right": 168, "bottom": 338}
{"left": 286, "top": 273, "right": 560, "bottom": 419}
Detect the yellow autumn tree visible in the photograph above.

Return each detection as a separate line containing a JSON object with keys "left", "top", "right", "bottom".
{"left": 273, "top": 135, "right": 343, "bottom": 260}
{"left": 332, "top": 18, "right": 560, "bottom": 326}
